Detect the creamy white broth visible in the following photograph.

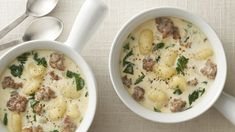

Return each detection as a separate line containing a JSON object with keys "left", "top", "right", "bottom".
{"left": 120, "top": 17, "right": 217, "bottom": 113}
{"left": 0, "top": 50, "right": 88, "bottom": 132}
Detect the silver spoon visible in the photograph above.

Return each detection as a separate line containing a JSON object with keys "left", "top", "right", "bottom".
{"left": 0, "top": 0, "right": 59, "bottom": 39}
{"left": 0, "top": 17, "right": 63, "bottom": 51}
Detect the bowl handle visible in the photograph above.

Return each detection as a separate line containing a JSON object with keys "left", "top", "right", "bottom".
{"left": 214, "top": 92, "right": 235, "bottom": 125}
{"left": 65, "top": 0, "right": 107, "bottom": 52}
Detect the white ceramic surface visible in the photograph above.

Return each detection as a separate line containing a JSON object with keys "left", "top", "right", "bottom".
{"left": 0, "top": 0, "right": 107, "bottom": 131}
{"left": 109, "top": 7, "right": 228, "bottom": 123}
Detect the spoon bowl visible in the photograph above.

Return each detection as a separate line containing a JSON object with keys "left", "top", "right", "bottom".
{"left": 26, "top": 0, "right": 59, "bottom": 17}
{"left": 0, "top": 17, "right": 63, "bottom": 51}
{"left": 23, "top": 17, "right": 63, "bottom": 41}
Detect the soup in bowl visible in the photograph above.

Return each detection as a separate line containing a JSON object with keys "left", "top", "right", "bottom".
{"left": 0, "top": 49, "right": 88, "bottom": 131}
{"left": 119, "top": 16, "right": 216, "bottom": 113}
{"left": 109, "top": 7, "right": 227, "bottom": 123}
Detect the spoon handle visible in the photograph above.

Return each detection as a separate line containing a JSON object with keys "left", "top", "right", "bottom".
{"left": 0, "top": 13, "right": 28, "bottom": 39}
{"left": 0, "top": 39, "right": 23, "bottom": 51}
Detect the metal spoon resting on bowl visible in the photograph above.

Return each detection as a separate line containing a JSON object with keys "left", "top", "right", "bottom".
{"left": 0, "top": 17, "right": 63, "bottom": 51}
{"left": 0, "top": 0, "right": 59, "bottom": 39}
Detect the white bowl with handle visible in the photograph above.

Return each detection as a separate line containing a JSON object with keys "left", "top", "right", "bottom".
{"left": 0, "top": 0, "right": 107, "bottom": 131}
{"left": 109, "top": 7, "right": 235, "bottom": 124}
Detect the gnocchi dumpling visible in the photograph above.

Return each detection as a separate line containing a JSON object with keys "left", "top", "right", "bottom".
{"left": 22, "top": 79, "right": 40, "bottom": 95}
{"left": 59, "top": 80, "right": 81, "bottom": 99}
{"left": 148, "top": 90, "right": 169, "bottom": 108}
{"left": 161, "top": 50, "right": 178, "bottom": 66}
{"left": 138, "top": 29, "right": 153, "bottom": 55}
{"left": 47, "top": 98, "right": 67, "bottom": 121}
{"left": 170, "top": 75, "right": 187, "bottom": 91}
{"left": 155, "top": 65, "right": 176, "bottom": 79}
{"left": 28, "top": 62, "right": 46, "bottom": 78}
{"left": 8, "top": 112, "right": 22, "bottom": 132}
{"left": 194, "top": 48, "right": 213, "bottom": 60}
{"left": 67, "top": 103, "right": 81, "bottom": 119}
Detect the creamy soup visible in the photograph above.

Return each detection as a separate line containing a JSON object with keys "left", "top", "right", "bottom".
{"left": 120, "top": 17, "right": 217, "bottom": 113}
{"left": 0, "top": 50, "right": 88, "bottom": 132}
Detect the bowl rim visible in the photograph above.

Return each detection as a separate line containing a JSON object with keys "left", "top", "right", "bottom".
{"left": 109, "top": 7, "right": 227, "bottom": 123}
{"left": 0, "top": 40, "right": 97, "bottom": 131}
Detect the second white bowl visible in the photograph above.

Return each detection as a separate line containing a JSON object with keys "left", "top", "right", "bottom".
{"left": 109, "top": 7, "right": 227, "bottom": 123}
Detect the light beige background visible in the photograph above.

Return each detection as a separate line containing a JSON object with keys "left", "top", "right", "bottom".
{"left": 0, "top": 0, "right": 235, "bottom": 132}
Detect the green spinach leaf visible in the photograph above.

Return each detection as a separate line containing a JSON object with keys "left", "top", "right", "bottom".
{"left": 154, "top": 107, "right": 161, "bottom": 112}
{"left": 176, "top": 56, "right": 189, "bottom": 75}
{"left": 134, "top": 72, "right": 145, "bottom": 85}
{"left": 123, "top": 63, "right": 134, "bottom": 75}
{"left": 198, "top": 88, "right": 205, "bottom": 96}
{"left": 30, "top": 99, "right": 39, "bottom": 108}
{"left": 123, "top": 42, "right": 130, "bottom": 51}
{"left": 188, "top": 88, "right": 205, "bottom": 105}
{"left": 3, "top": 113, "right": 7, "bottom": 126}
{"left": 188, "top": 90, "right": 199, "bottom": 105}
{"left": 156, "top": 56, "right": 161, "bottom": 62}
{"left": 165, "top": 44, "right": 175, "bottom": 49}
{"left": 9, "top": 64, "right": 23, "bottom": 78}
{"left": 66, "top": 70, "right": 85, "bottom": 91}
{"left": 173, "top": 88, "right": 182, "bottom": 95}
{"left": 130, "top": 36, "right": 135, "bottom": 40}
{"left": 85, "top": 91, "right": 88, "bottom": 97}
{"left": 153, "top": 42, "right": 165, "bottom": 51}
{"left": 184, "top": 36, "right": 190, "bottom": 43}
{"left": 17, "top": 52, "right": 31, "bottom": 64}
{"left": 123, "top": 50, "right": 133, "bottom": 66}
{"left": 33, "top": 114, "right": 36, "bottom": 121}
{"left": 184, "top": 106, "right": 192, "bottom": 111}
{"left": 50, "top": 130, "right": 59, "bottom": 132}
{"left": 33, "top": 52, "right": 47, "bottom": 67}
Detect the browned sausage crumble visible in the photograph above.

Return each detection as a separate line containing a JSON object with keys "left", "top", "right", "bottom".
{"left": 49, "top": 53, "right": 65, "bottom": 71}
{"left": 187, "top": 78, "right": 198, "bottom": 86}
{"left": 155, "top": 17, "right": 181, "bottom": 39}
{"left": 132, "top": 86, "right": 145, "bottom": 101}
{"left": 143, "top": 58, "right": 155, "bottom": 72}
{"left": 7, "top": 91, "right": 28, "bottom": 112}
{"left": 22, "top": 125, "right": 43, "bottom": 132}
{"left": 122, "top": 75, "right": 132, "bottom": 88}
{"left": 49, "top": 71, "right": 61, "bottom": 80}
{"left": 35, "top": 87, "right": 56, "bottom": 101}
{"left": 2, "top": 76, "right": 22, "bottom": 89}
{"left": 33, "top": 103, "right": 43, "bottom": 115}
{"left": 200, "top": 59, "right": 217, "bottom": 79}
{"left": 170, "top": 99, "right": 186, "bottom": 112}
{"left": 62, "top": 116, "right": 77, "bottom": 132}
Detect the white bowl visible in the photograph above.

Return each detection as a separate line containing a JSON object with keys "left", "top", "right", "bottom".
{"left": 0, "top": 0, "right": 107, "bottom": 131}
{"left": 0, "top": 41, "right": 97, "bottom": 132}
{"left": 109, "top": 7, "right": 227, "bottom": 123}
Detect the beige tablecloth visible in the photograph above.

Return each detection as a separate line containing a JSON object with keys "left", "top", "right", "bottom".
{"left": 0, "top": 0, "right": 235, "bottom": 132}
